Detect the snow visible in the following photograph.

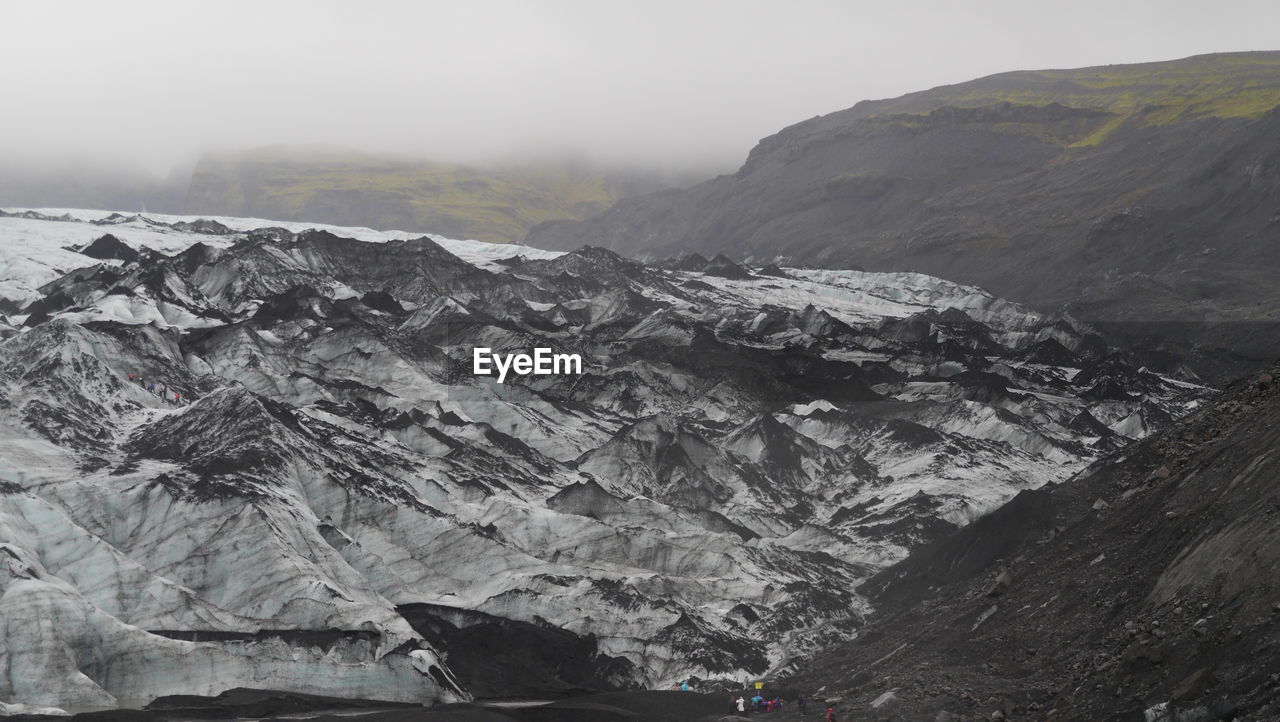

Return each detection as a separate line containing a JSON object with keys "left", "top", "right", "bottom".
{"left": 7, "top": 207, "right": 562, "bottom": 268}
{"left": 54, "top": 292, "right": 221, "bottom": 330}
{"left": 676, "top": 267, "right": 1048, "bottom": 335}
{"left": 0, "top": 215, "right": 226, "bottom": 308}
{"left": 0, "top": 701, "right": 70, "bottom": 716}
{"left": 0, "top": 208, "right": 561, "bottom": 312}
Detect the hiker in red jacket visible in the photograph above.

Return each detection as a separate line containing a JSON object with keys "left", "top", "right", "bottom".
{"left": 825, "top": 703, "right": 838, "bottom": 721}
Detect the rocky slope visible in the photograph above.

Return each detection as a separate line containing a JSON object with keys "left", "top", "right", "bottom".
{"left": 526, "top": 52, "right": 1280, "bottom": 382}
{"left": 0, "top": 209, "right": 1209, "bottom": 713}
{"left": 787, "top": 364, "right": 1280, "bottom": 721}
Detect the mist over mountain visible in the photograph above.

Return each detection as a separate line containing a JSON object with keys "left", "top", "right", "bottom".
{"left": 181, "top": 147, "right": 710, "bottom": 242}
{"left": 0, "top": 157, "right": 190, "bottom": 216}
{"left": 6, "top": 4, "right": 1280, "bottom": 717}
{"left": 0, "top": 148, "right": 709, "bottom": 244}
{"left": 528, "top": 52, "right": 1280, "bottom": 382}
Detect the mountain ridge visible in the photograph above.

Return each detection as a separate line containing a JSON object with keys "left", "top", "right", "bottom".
{"left": 525, "top": 51, "right": 1280, "bottom": 382}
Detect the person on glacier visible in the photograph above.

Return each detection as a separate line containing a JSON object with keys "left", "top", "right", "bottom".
{"left": 825, "top": 702, "right": 838, "bottom": 721}
{"left": 174, "top": 391, "right": 182, "bottom": 404}
{"left": 736, "top": 696, "right": 746, "bottom": 714}
{"left": 798, "top": 694, "right": 808, "bottom": 715}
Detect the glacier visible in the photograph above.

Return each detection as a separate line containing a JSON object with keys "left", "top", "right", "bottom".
{"left": 0, "top": 208, "right": 1209, "bottom": 712}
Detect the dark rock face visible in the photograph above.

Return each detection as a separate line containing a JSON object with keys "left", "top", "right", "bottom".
{"left": 361, "top": 290, "right": 406, "bottom": 315}
{"left": 546, "top": 479, "right": 628, "bottom": 518}
{"left": 1019, "top": 338, "right": 1079, "bottom": 366}
{"left": 80, "top": 234, "right": 141, "bottom": 262}
{"left": 526, "top": 52, "right": 1280, "bottom": 382}
{"left": 700, "top": 254, "right": 753, "bottom": 280}
{"left": 398, "top": 603, "right": 641, "bottom": 699}
{"left": 669, "top": 252, "right": 710, "bottom": 271}
{"left": 788, "top": 360, "right": 1280, "bottom": 722}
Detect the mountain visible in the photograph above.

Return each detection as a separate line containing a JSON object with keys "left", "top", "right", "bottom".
{"left": 0, "top": 209, "right": 1209, "bottom": 714}
{"left": 182, "top": 146, "right": 695, "bottom": 243}
{"left": 0, "top": 157, "right": 190, "bottom": 215}
{"left": 525, "top": 52, "right": 1280, "bottom": 382}
{"left": 0, "top": 147, "right": 703, "bottom": 247}
{"left": 786, "top": 363, "right": 1280, "bottom": 721}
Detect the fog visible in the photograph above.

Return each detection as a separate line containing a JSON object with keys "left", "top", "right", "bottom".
{"left": 3, "top": 0, "right": 1279, "bottom": 176}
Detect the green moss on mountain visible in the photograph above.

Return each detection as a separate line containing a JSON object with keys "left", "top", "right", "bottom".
{"left": 183, "top": 146, "right": 664, "bottom": 243}
{"left": 866, "top": 51, "right": 1280, "bottom": 138}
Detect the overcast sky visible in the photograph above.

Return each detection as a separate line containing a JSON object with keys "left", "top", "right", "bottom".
{"left": 3, "top": 0, "right": 1279, "bottom": 175}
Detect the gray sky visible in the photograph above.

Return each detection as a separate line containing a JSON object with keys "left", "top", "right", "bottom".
{"left": 4, "top": 0, "right": 1279, "bottom": 175}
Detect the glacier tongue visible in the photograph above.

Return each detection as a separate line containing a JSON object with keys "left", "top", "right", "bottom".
{"left": 0, "top": 209, "right": 1211, "bottom": 710}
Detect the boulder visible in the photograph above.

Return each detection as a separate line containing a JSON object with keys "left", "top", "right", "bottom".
{"left": 986, "top": 569, "right": 1013, "bottom": 598}
{"left": 1172, "top": 667, "right": 1215, "bottom": 701}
